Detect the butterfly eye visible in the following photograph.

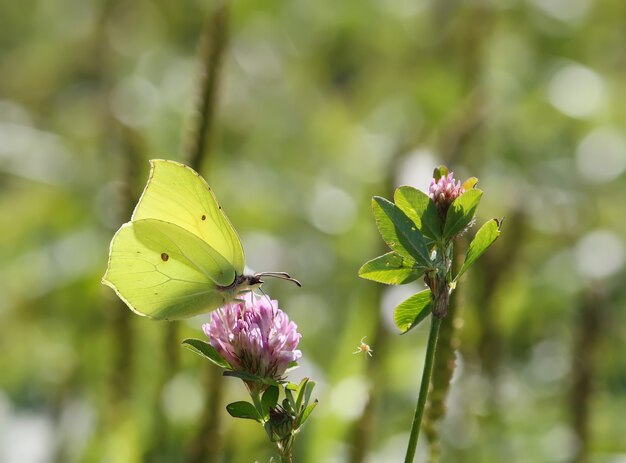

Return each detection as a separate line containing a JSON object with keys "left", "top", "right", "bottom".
{"left": 201, "top": 215, "right": 206, "bottom": 221}
{"left": 161, "top": 253, "right": 169, "bottom": 261}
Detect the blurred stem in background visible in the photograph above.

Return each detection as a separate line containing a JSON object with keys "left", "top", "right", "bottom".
{"left": 144, "top": 2, "right": 229, "bottom": 460}
{"left": 84, "top": 0, "right": 142, "bottom": 414}
{"left": 182, "top": 0, "right": 229, "bottom": 174}
{"left": 175, "top": 2, "right": 230, "bottom": 462}
{"left": 465, "top": 210, "right": 525, "bottom": 460}
{"left": 346, "top": 266, "right": 387, "bottom": 463}
{"left": 570, "top": 287, "right": 606, "bottom": 463}
{"left": 89, "top": 0, "right": 142, "bottom": 437}
{"left": 476, "top": 212, "right": 524, "bottom": 388}
{"left": 69, "top": 0, "right": 146, "bottom": 460}
{"left": 347, "top": 146, "right": 406, "bottom": 463}
{"left": 109, "top": 129, "right": 143, "bottom": 405}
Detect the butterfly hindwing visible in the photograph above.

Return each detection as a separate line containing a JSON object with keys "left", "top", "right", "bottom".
{"left": 103, "top": 219, "right": 236, "bottom": 320}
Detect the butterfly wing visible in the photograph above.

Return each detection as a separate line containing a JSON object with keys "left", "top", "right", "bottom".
{"left": 102, "top": 218, "right": 237, "bottom": 320}
{"left": 132, "top": 159, "right": 245, "bottom": 275}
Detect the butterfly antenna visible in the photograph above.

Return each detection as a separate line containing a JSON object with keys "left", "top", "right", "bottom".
{"left": 255, "top": 271, "right": 302, "bottom": 287}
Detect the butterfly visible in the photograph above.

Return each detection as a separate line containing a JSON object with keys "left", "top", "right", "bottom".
{"left": 102, "top": 159, "right": 300, "bottom": 320}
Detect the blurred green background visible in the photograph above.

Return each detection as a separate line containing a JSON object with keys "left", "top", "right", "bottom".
{"left": 1, "top": 0, "right": 625, "bottom": 462}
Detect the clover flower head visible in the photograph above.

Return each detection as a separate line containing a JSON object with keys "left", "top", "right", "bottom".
{"left": 203, "top": 293, "right": 302, "bottom": 381}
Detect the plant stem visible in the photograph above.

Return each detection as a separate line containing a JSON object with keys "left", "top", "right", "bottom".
{"left": 279, "top": 451, "right": 293, "bottom": 463}
{"left": 184, "top": 0, "right": 229, "bottom": 173}
{"left": 404, "top": 315, "right": 442, "bottom": 463}
{"left": 249, "top": 388, "right": 264, "bottom": 415}
{"left": 570, "top": 288, "right": 605, "bottom": 463}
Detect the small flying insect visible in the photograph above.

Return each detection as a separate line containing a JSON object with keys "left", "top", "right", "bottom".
{"left": 353, "top": 336, "right": 373, "bottom": 357}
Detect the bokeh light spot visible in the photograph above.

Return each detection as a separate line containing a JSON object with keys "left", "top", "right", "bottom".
{"left": 329, "top": 376, "right": 369, "bottom": 420}
{"left": 575, "top": 230, "right": 624, "bottom": 279}
{"left": 529, "top": 0, "right": 592, "bottom": 23}
{"left": 548, "top": 64, "right": 605, "bottom": 119}
{"left": 308, "top": 184, "right": 357, "bottom": 235}
{"left": 110, "top": 76, "right": 160, "bottom": 127}
{"left": 161, "top": 373, "right": 204, "bottom": 424}
{"left": 576, "top": 127, "right": 626, "bottom": 184}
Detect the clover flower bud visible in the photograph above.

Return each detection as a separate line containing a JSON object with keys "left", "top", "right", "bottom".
{"left": 428, "top": 172, "right": 464, "bottom": 218}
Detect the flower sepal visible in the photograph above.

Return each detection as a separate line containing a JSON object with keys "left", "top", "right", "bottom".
{"left": 224, "top": 369, "right": 282, "bottom": 387}
{"left": 182, "top": 338, "right": 286, "bottom": 393}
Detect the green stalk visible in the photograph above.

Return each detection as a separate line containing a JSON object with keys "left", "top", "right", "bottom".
{"left": 249, "top": 387, "right": 293, "bottom": 463}
{"left": 279, "top": 450, "right": 293, "bottom": 463}
{"left": 423, "top": 301, "right": 459, "bottom": 462}
{"left": 404, "top": 315, "right": 443, "bottom": 463}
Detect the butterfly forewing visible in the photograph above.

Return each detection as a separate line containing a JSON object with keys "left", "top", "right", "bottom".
{"left": 132, "top": 159, "right": 246, "bottom": 275}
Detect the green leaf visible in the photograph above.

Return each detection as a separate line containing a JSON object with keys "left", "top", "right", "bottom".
{"left": 358, "top": 252, "right": 422, "bottom": 285}
{"left": 372, "top": 197, "right": 432, "bottom": 268}
{"left": 295, "top": 378, "right": 309, "bottom": 412}
{"left": 290, "top": 377, "right": 314, "bottom": 415}
{"left": 285, "top": 388, "right": 296, "bottom": 412}
{"left": 394, "top": 186, "right": 442, "bottom": 240}
{"left": 296, "top": 400, "right": 318, "bottom": 428}
{"left": 301, "top": 380, "right": 315, "bottom": 412}
{"left": 261, "top": 386, "right": 279, "bottom": 417}
{"left": 226, "top": 401, "right": 261, "bottom": 421}
{"left": 433, "top": 165, "right": 448, "bottom": 181}
{"left": 443, "top": 189, "right": 483, "bottom": 239}
{"left": 455, "top": 218, "right": 502, "bottom": 280}
{"left": 181, "top": 338, "right": 231, "bottom": 369}
{"left": 394, "top": 289, "right": 432, "bottom": 334}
